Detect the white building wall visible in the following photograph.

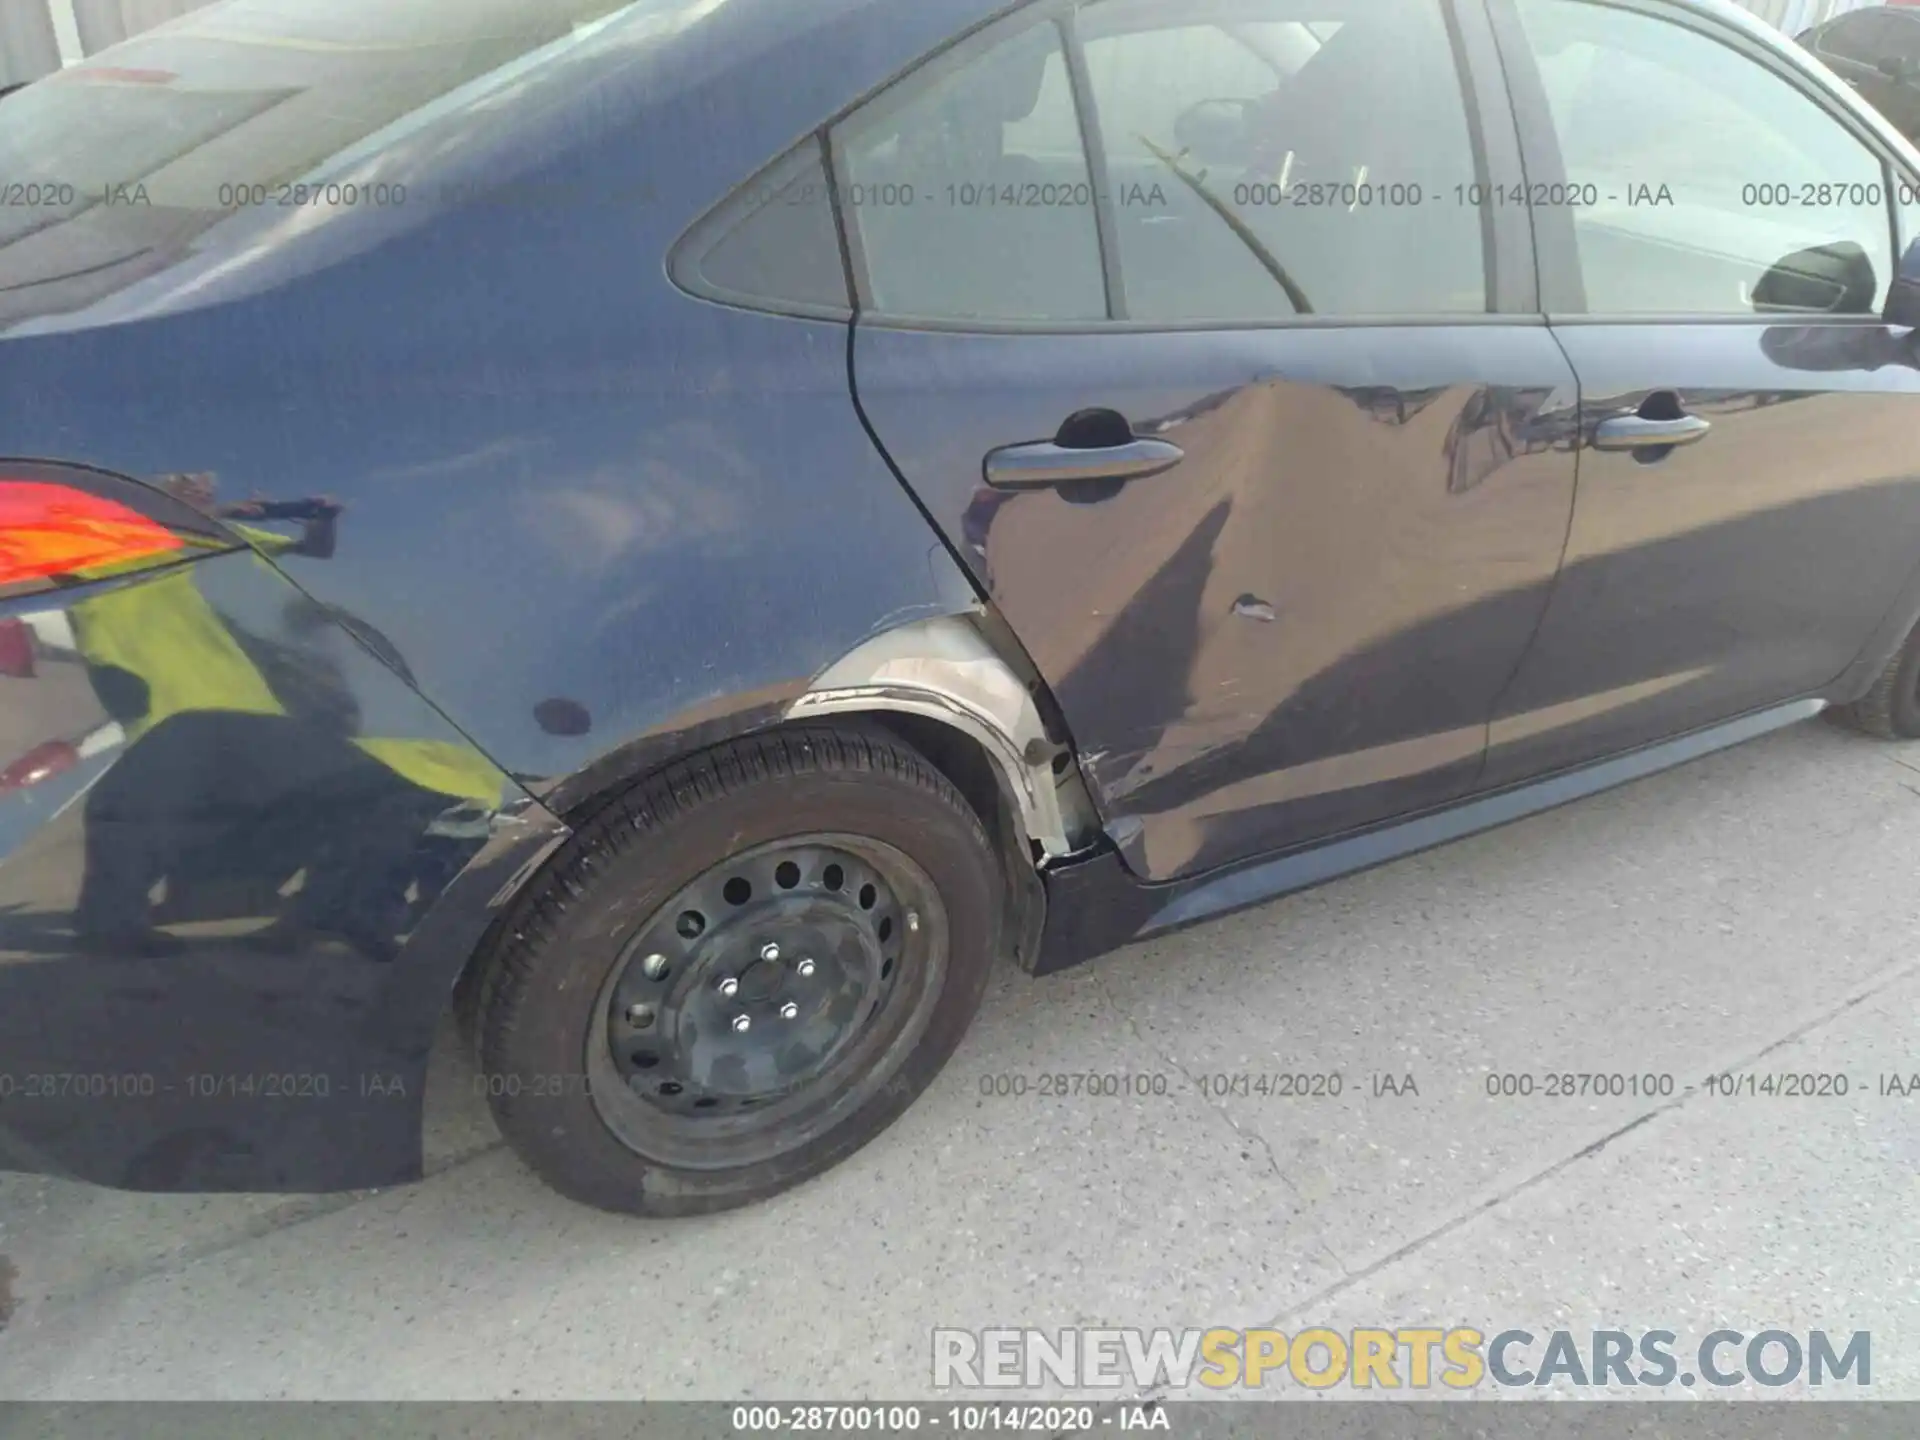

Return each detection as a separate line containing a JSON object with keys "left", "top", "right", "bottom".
{"left": 67, "top": 0, "right": 218, "bottom": 56}
{"left": 0, "top": 0, "right": 214, "bottom": 86}
{"left": 0, "top": 6, "right": 61, "bottom": 88}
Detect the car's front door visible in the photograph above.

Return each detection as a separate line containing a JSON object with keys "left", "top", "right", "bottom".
{"left": 1480, "top": 0, "right": 1920, "bottom": 787}
{"left": 840, "top": 0, "right": 1580, "bottom": 881}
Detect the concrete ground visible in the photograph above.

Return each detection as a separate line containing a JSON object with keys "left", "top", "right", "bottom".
{"left": 0, "top": 717, "right": 1915, "bottom": 1402}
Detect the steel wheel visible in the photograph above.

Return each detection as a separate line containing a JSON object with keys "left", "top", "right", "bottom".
{"left": 474, "top": 725, "right": 1003, "bottom": 1216}
{"left": 586, "top": 833, "right": 947, "bottom": 1170}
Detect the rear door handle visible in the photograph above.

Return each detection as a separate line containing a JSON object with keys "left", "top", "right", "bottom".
{"left": 1592, "top": 414, "right": 1712, "bottom": 453}
{"left": 983, "top": 437, "right": 1185, "bottom": 490}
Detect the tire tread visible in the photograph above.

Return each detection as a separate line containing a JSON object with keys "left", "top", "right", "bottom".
{"left": 1835, "top": 631, "right": 1920, "bottom": 741}
{"left": 469, "top": 723, "right": 992, "bottom": 1214}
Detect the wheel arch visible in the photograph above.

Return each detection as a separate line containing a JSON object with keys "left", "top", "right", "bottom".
{"left": 786, "top": 613, "right": 1100, "bottom": 862}
{"left": 452, "top": 613, "right": 1104, "bottom": 1037}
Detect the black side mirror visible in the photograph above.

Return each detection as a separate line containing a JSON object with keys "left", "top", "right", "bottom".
{"left": 1876, "top": 54, "right": 1907, "bottom": 80}
{"left": 1752, "top": 240, "right": 1878, "bottom": 316}
{"left": 1172, "top": 98, "right": 1257, "bottom": 169}
{"left": 1887, "top": 235, "right": 1920, "bottom": 328}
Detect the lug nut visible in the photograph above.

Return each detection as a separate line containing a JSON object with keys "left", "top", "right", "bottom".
{"left": 906, "top": 911, "right": 921, "bottom": 933}
{"left": 640, "top": 952, "right": 669, "bottom": 981}
{"left": 779, "top": 1001, "right": 799, "bottom": 1020}
{"left": 760, "top": 942, "right": 781, "bottom": 962}
{"left": 796, "top": 958, "right": 816, "bottom": 978}
{"left": 731, "top": 1014, "right": 751, "bottom": 1033}
{"left": 716, "top": 977, "right": 739, "bottom": 997}
{"left": 625, "top": 1003, "right": 655, "bottom": 1028}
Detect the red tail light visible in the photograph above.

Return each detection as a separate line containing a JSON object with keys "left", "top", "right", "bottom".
{"left": 0, "top": 739, "right": 80, "bottom": 794}
{"left": 0, "top": 480, "right": 184, "bottom": 591}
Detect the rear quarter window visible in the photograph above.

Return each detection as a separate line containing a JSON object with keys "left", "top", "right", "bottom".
{"left": 667, "top": 138, "right": 851, "bottom": 318}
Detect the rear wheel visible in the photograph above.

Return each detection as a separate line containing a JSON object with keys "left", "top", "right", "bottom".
{"left": 473, "top": 726, "right": 1003, "bottom": 1215}
{"left": 1834, "top": 619, "right": 1920, "bottom": 741}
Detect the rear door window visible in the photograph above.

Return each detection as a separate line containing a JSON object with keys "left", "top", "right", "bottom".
{"left": 831, "top": 18, "right": 1109, "bottom": 323}
{"left": 1076, "top": 0, "right": 1490, "bottom": 321}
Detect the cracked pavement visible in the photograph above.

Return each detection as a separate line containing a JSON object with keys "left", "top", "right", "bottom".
{"left": 0, "top": 719, "right": 1915, "bottom": 1400}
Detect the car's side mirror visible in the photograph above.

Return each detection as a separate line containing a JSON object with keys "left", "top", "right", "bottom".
{"left": 1876, "top": 54, "right": 1907, "bottom": 80}
{"left": 1172, "top": 98, "right": 1257, "bottom": 169}
{"left": 1886, "top": 235, "right": 1920, "bottom": 328}
{"left": 1753, "top": 240, "right": 1878, "bottom": 316}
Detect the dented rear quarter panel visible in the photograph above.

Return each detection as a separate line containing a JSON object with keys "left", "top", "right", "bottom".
{"left": 0, "top": 0, "right": 1008, "bottom": 803}
{"left": 0, "top": 0, "right": 1015, "bottom": 1191}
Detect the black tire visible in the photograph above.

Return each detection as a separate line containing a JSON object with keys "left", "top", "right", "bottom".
{"left": 1835, "top": 621, "right": 1920, "bottom": 741}
{"left": 472, "top": 725, "right": 1003, "bottom": 1216}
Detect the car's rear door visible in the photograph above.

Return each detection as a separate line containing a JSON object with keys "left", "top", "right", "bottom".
{"left": 842, "top": 0, "right": 1580, "bottom": 882}
{"left": 1480, "top": 0, "right": 1920, "bottom": 787}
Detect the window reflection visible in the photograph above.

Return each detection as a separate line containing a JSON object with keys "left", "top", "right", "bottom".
{"left": 0, "top": 0, "right": 649, "bottom": 324}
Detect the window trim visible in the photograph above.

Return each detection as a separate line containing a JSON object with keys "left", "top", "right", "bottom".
{"left": 668, "top": 0, "right": 1538, "bottom": 332}
{"left": 827, "top": 310, "right": 1551, "bottom": 336}
{"left": 1060, "top": 13, "right": 1128, "bottom": 320}
{"left": 1487, "top": 0, "right": 1912, "bottom": 326}
{"left": 1448, "top": 0, "right": 1539, "bottom": 313}
{"left": 830, "top": 0, "right": 1531, "bottom": 333}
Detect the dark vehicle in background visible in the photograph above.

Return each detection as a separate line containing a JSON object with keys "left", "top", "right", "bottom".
{"left": 1800, "top": 3, "right": 1920, "bottom": 141}
{"left": 7, "top": 0, "right": 1920, "bottom": 1216}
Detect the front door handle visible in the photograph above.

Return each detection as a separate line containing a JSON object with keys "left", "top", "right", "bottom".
{"left": 983, "top": 437, "right": 1185, "bottom": 490}
{"left": 1592, "top": 413, "right": 1712, "bottom": 453}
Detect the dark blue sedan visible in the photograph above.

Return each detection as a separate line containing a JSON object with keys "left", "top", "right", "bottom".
{"left": 4, "top": 0, "right": 1920, "bottom": 1214}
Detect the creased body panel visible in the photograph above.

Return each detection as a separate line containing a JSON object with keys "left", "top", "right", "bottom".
{"left": 854, "top": 323, "right": 1580, "bottom": 880}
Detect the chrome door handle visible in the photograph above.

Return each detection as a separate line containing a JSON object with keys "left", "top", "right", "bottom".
{"left": 983, "top": 438, "right": 1185, "bottom": 490}
{"left": 1592, "top": 414, "right": 1712, "bottom": 452}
